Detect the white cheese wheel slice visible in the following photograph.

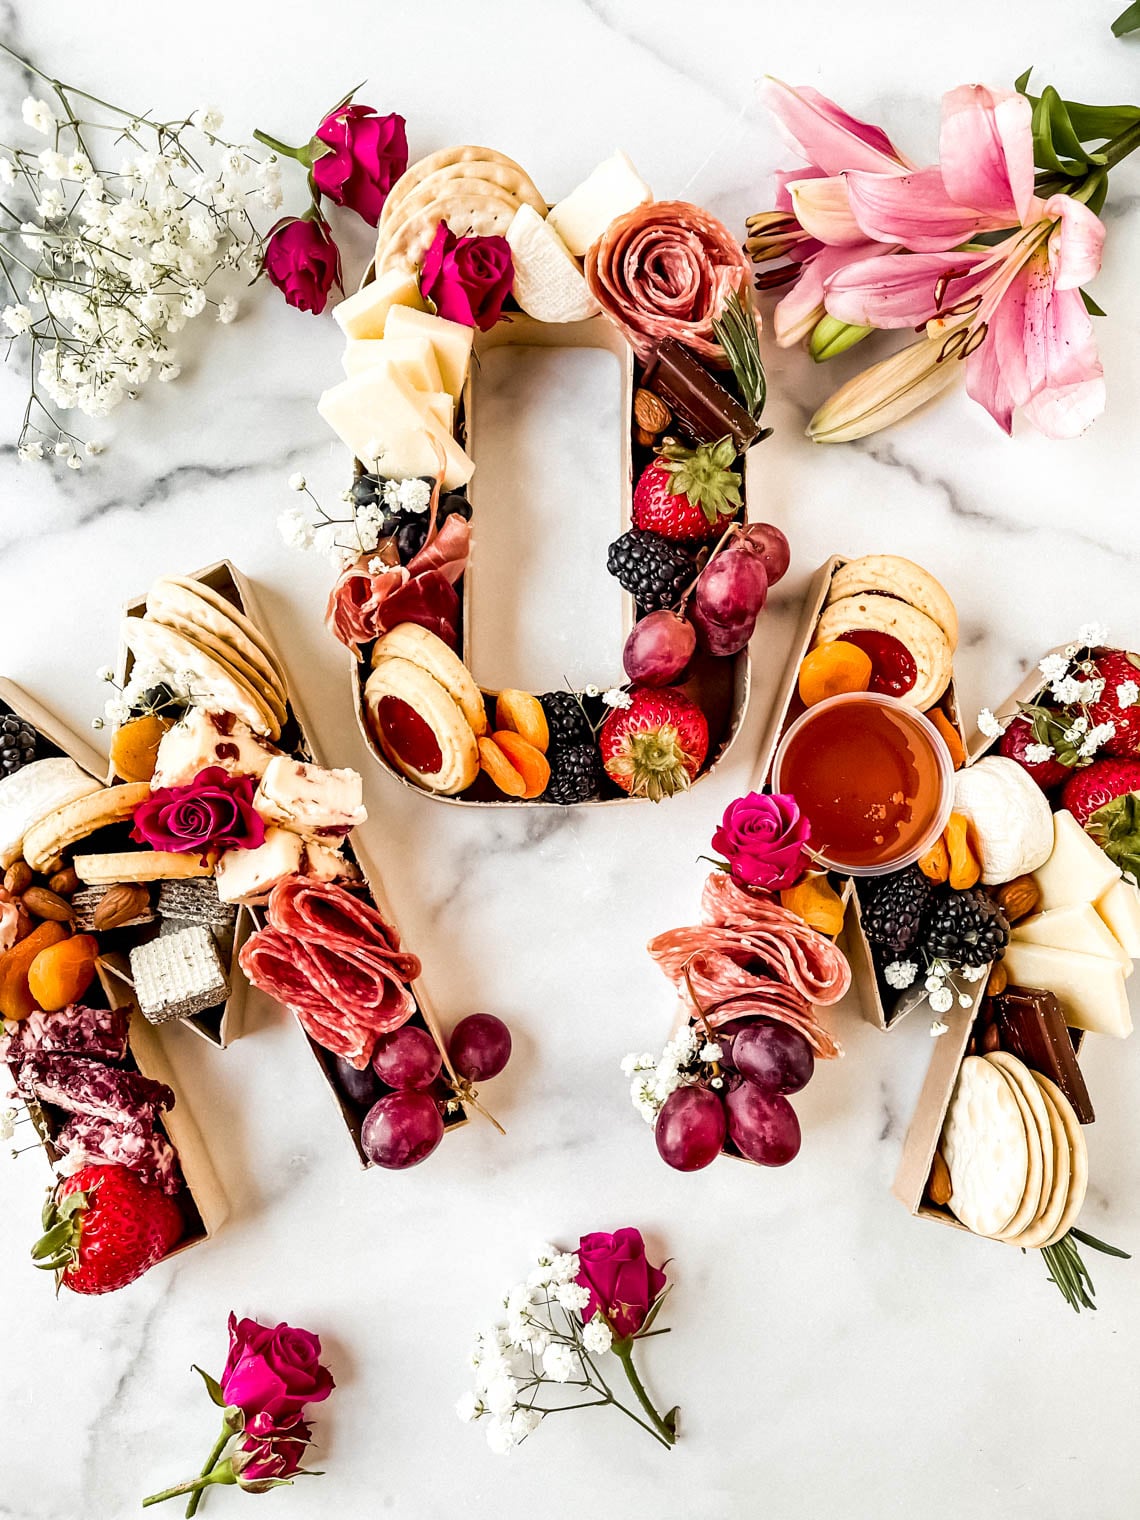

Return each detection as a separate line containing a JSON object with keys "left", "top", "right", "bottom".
{"left": 951, "top": 756, "right": 1054, "bottom": 884}
{"left": 505, "top": 204, "right": 600, "bottom": 323}
{"left": 940, "top": 1056, "right": 1030, "bottom": 1238}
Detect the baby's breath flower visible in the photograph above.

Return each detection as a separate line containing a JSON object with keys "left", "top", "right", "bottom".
{"left": 1038, "top": 653, "right": 1070, "bottom": 683}
{"left": 1116, "top": 680, "right": 1139, "bottom": 709}
{"left": 582, "top": 1318, "right": 613, "bottom": 1355}
{"left": 216, "top": 296, "right": 239, "bottom": 324}
{"left": 602, "top": 687, "right": 633, "bottom": 710}
{"left": 190, "top": 106, "right": 224, "bottom": 135}
{"left": 1078, "top": 622, "right": 1109, "bottom": 647}
{"left": 289, "top": 472, "right": 307, "bottom": 492}
{"left": 884, "top": 960, "right": 917, "bottom": 990}
{"left": 22, "top": 97, "right": 56, "bottom": 134}
{"left": 1024, "top": 742, "right": 1055, "bottom": 764}
{"left": 976, "top": 708, "right": 1002, "bottom": 740}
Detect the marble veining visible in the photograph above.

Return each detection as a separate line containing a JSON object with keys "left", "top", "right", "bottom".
{"left": 2, "top": 3, "right": 1140, "bottom": 1518}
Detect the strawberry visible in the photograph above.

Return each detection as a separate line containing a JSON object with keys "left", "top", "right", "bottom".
{"left": 32, "top": 1163, "right": 183, "bottom": 1295}
{"left": 1062, "top": 757, "right": 1140, "bottom": 826}
{"left": 999, "top": 715, "right": 1069, "bottom": 790}
{"left": 599, "top": 686, "right": 709, "bottom": 801}
{"left": 1087, "top": 649, "right": 1140, "bottom": 757}
{"left": 632, "top": 438, "right": 742, "bottom": 543}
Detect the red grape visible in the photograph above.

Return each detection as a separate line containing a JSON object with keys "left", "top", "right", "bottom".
{"left": 742, "top": 523, "right": 790, "bottom": 586}
{"left": 691, "top": 602, "right": 757, "bottom": 657}
{"left": 731, "top": 1021, "right": 814, "bottom": 1095}
{"left": 334, "top": 1055, "right": 379, "bottom": 1107}
{"left": 371, "top": 1026, "right": 443, "bottom": 1090}
{"left": 623, "top": 610, "right": 696, "bottom": 686}
{"left": 361, "top": 1090, "right": 444, "bottom": 1168}
{"left": 655, "top": 1085, "right": 726, "bottom": 1170}
{"left": 693, "top": 542, "right": 768, "bottom": 655}
{"left": 725, "top": 1083, "right": 801, "bottom": 1165}
{"left": 449, "top": 1013, "right": 512, "bottom": 1081}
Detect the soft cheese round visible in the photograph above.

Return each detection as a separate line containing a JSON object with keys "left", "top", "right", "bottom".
{"left": 941, "top": 1056, "right": 1030, "bottom": 1238}
{"left": 952, "top": 756, "right": 1054, "bottom": 884}
{"left": 505, "top": 204, "right": 600, "bottom": 324}
{"left": 0, "top": 757, "right": 102, "bottom": 869}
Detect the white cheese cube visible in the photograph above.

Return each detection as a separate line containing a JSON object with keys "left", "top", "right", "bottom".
{"left": 1032, "top": 809, "right": 1120, "bottom": 911}
{"left": 547, "top": 150, "right": 652, "bottom": 257}
{"left": 151, "top": 708, "right": 277, "bottom": 790}
{"left": 383, "top": 305, "right": 474, "bottom": 399}
{"left": 317, "top": 360, "right": 474, "bottom": 489}
{"left": 254, "top": 756, "right": 367, "bottom": 840}
{"left": 422, "top": 391, "right": 454, "bottom": 431}
{"left": 216, "top": 827, "right": 304, "bottom": 904}
{"left": 1011, "top": 902, "right": 1132, "bottom": 974}
{"left": 333, "top": 267, "right": 425, "bottom": 340}
{"left": 506, "top": 204, "right": 600, "bottom": 323}
{"left": 1095, "top": 879, "right": 1140, "bottom": 958}
{"left": 1001, "top": 940, "right": 1133, "bottom": 1038}
{"left": 341, "top": 335, "right": 444, "bottom": 393}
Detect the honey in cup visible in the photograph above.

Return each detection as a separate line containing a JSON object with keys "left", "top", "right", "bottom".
{"left": 773, "top": 692, "right": 954, "bottom": 876}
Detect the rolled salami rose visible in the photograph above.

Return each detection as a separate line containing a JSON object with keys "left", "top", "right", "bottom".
{"left": 585, "top": 200, "right": 754, "bottom": 362}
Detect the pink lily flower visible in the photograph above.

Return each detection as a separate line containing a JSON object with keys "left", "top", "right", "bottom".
{"left": 754, "top": 78, "right": 912, "bottom": 346}
{"left": 823, "top": 85, "right": 1106, "bottom": 437}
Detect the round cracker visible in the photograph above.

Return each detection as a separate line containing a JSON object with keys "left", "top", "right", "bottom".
{"left": 1034, "top": 1073, "right": 1090, "bottom": 1248}
{"left": 147, "top": 580, "right": 287, "bottom": 709}
{"left": 123, "top": 617, "right": 280, "bottom": 739}
{"left": 23, "top": 782, "right": 152, "bottom": 873}
{"left": 1014, "top": 1082, "right": 1072, "bottom": 1249}
{"left": 376, "top": 175, "right": 522, "bottom": 269}
{"left": 828, "top": 554, "right": 959, "bottom": 650}
{"left": 380, "top": 145, "right": 545, "bottom": 230}
{"left": 147, "top": 608, "right": 286, "bottom": 725}
{"left": 814, "top": 592, "right": 953, "bottom": 711}
{"left": 940, "top": 1056, "right": 1030, "bottom": 1238}
{"left": 376, "top": 190, "right": 521, "bottom": 276}
{"left": 985, "top": 1054, "right": 1047, "bottom": 1240}
{"left": 157, "top": 577, "right": 289, "bottom": 694}
{"left": 73, "top": 848, "right": 217, "bottom": 885}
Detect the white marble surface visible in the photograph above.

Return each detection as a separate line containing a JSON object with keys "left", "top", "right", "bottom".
{"left": 3, "top": 4, "right": 1140, "bottom": 1517}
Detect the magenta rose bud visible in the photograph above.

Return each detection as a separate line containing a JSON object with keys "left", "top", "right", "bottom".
{"left": 220, "top": 1315, "right": 335, "bottom": 1429}
{"left": 131, "top": 766, "right": 266, "bottom": 858}
{"left": 311, "top": 104, "right": 407, "bottom": 226}
{"left": 263, "top": 215, "right": 341, "bottom": 315}
{"left": 575, "top": 1228, "right": 667, "bottom": 1340}
{"left": 419, "top": 221, "right": 514, "bottom": 332}
{"left": 236, "top": 1419, "right": 312, "bottom": 1485}
{"left": 711, "top": 790, "right": 812, "bottom": 891}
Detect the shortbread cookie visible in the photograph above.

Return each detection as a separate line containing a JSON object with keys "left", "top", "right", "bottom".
{"left": 828, "top": 554, "right": 959, "bottom": 649}
{"left": 23, "top": 782, "right": 151, "bottom": 873}
{"left": 814, "top": 593, "right": 953, "bottom": 711}
{"left": 940, "top": 1056, "right": 1030, "bottom": 1238}
{"left": 365, "top": 656, "right": 480, "bottom": 794}
{"left": 122, "top": 617, "right": 280, "bottom": 739}
{"left": 372, "top": 623, "right": 487, "bottom": 735}
{"left": 74, "top": 849, "right": 217, "bottom": 885}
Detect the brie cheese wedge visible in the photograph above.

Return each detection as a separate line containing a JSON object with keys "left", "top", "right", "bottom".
{"left": 505, "top": 204, "right": 600, "bottom": 323}
{"left": 0, "top": 758, "right": 101, "bottom": 869}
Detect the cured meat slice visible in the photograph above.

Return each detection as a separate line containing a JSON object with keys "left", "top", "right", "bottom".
{"left": 56, "top": 1110, "right": 182, "bottom": 1195}
{"left": 240, "top": 877, "right": 421, "bottom": 1068}
{"left": 325, "top": 512, "right": 470, "bottom": 657}
{"left": 0, "top": 1003, "right": 130, "bottom": 1069}
{"left": 650, "top": 923, "right": 850, "bottom": 1009}
{"left": 407, "top": 512, "right": 469, "bottom": 586}
{"left": 585, "top": 200, "right": 753, "bottom": 362}
{"left": 17, "top": 1054, "right": 173, "bottom": 1122}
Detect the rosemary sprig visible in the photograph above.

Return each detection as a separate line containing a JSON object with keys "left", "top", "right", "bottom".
{"left": 712, "top": 285, "right": 769, "bottom": 423}
{"left": 1039, "top": 1228, "right": 1130, "bottom": 1312}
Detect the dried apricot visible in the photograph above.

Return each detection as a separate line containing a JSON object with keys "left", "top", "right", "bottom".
{"left": 477, "top": 737, "right": 527, "bottom": 798}
{"left": 494, "top": 690, "right": 550, "bottom": 753}
{"left": 798, "top": 641, "right": 873, "bottom": 708}
{"left": 0, "top": 920, "right": 69, "bottom": 1020}
{"left": 917, "top": 835, "right": 950, "bottom": 883}
{"left": 110, "top": 713, "right": 171, "bottom": 782}
{"left": 945, "top": 811, "right": 981, "bottom": 890}
{"left": 926, "top": 707, "right": 966, "bottom": 769}
{"left": 492, "top": 730, "right": 551, "bottom": 800}
{"left": 779, "top": 875, "right": 846, "bottom": 936}
{"left": 27, "top": 933, "right": 98, "bottom": 1012}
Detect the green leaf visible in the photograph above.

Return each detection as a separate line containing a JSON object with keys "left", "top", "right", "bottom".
{"left": 193, "top": 1366, "right": 227, "bottom": 1407}
{"left": 1070, "top": 1226, "right": 1131, "bottom": 1259}
{"left": 1014, "top": 67, "right": 1034, "bottom": 95}
{"left": 663, "top": 1405, "right": 680, "bottom": 1436}
{"left": 1112, "top": 1, "right": 1140, "bottom": 35}
{"left": 1029, "top": 86, "right": 1109, "bottom": 175}
{"left": 634, "top": 1283, "right": 673, "bottom": 1337}
{"left": 1082, "top": 289, "right": 1107, "bottom": 317}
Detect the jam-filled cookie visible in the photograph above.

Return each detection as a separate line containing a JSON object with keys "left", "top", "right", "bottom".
{"left": 365, "top": 656, "right": 480, "bottom": 794}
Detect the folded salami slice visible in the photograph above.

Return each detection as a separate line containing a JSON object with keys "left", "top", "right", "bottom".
{"left": 1, "top": 1003, "right": 130, "bottom": 1070}
{"left": 17, "top": 1054, "right": 174, "bottom": 1122}
{"left": 56, "top": 1110, "right": 182, "bottom": 1195}
{"left": 585, "top": 200, "right": 753, "bottom": 362}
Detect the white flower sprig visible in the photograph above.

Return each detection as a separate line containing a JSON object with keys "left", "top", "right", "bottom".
{"left": 622, "top": 1024, "right": 724, "bottom": 1124}
{"left": 278, "top": 473, "right": 433, "bottom": 569}
{"left": 1, "top": 41, "right": 278, "bottom": 462}
{"left": 459, "top": 1243, "right": 676, "bottom": 1454}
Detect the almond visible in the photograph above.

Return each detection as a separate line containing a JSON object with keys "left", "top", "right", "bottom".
{"left": 928, "top": 1150, "right": 952, "bottom": 1206}
{"left": 986, "top": 960, "right": 1008, "bottom": 998}
{"left": 633, "top": 388, "right": 671, "bottom": 435}
{"left": 3, "top": 862, "right": 32, "bottom": 895}
{"left": 21, "top": 885, "right": 75, "bottom": 922}
{"left": 49, "top": 867, "right": 80, "bottom": 898}
{"left": 995, "top": 875, "right": 1039, "bottom": 924}
{"left": 93, "top": 883, "right": 151, "bottom": 931}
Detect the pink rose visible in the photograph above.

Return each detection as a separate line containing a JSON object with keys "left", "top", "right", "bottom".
{"left": 575, "top": 1228, "right": 667, "bottom": 1340}
{"left": 711, "top": 791, "right": 811, "bottom": 891}
{"left": 220, "top": 1315, "right": 334, "bottom": 1429}
{"left": 263, "top": 215, "right": 341, "bottom": 315}
{"left": 131, "top": 767, "right": 265, "bottom": 858}
{"left": 236, "top": 1419, "right": 312, "bottom": 1485}
{"left": 311, "top": 105, "right": 407, "bottom": 226}
{"left": 419, "top": 221, "right": 513, "bottom": 331}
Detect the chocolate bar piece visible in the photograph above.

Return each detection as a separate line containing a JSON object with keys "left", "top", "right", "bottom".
{"left": 642, "top": 339, "right": 761, "bottom": 453}
{"left": 996, "top": 984, "right": 1094, "bottom": 1124}
{"left": 131, "top": 924, "right": 229, "bottom": 1024}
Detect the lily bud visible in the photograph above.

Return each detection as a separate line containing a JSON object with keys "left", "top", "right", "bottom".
{"left": 809, "top": 315, "right": 874, "bottom": 363}
{"left": 807, "top": 330, "right": 963, "bottom": 443}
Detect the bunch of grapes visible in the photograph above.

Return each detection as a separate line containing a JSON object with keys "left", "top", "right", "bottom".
{"left": 655, "top": 1017, "right": 814, "bottom": 1171}
{"left": 334, "top": 1013, "right": 511, "bottom": 1169}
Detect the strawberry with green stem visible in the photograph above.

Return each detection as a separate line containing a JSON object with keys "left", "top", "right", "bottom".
{"left": 633, "top": 437, "right": 743, "bottom": 543}
{"left": 32, "top": 1163, "right": 183, "bottom": 1294}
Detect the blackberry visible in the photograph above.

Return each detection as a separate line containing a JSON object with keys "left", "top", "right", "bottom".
{"left": 539, "top": 691, "right": 594, "bottom": 749}
{"left": 919, "top": 886, "right": 1010, "bottom": 969}
{"left": 861, "top": 865, "right": 933, "bottom": 956}
{"left": 0, "top": 714, "right": 37, "bottom": 776}
{"left": 543, "top": 742, "right": 604, "bottom": 804}
{"left": 606, "top": 530, "right": 695, "bottom": 613}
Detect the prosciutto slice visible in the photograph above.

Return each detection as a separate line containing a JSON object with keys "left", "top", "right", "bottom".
{"left": 585, "top": 200, "right": 754, "bottom": 362}
{"left": 240, "top": 876, "right": 421, "bottom": 1068}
